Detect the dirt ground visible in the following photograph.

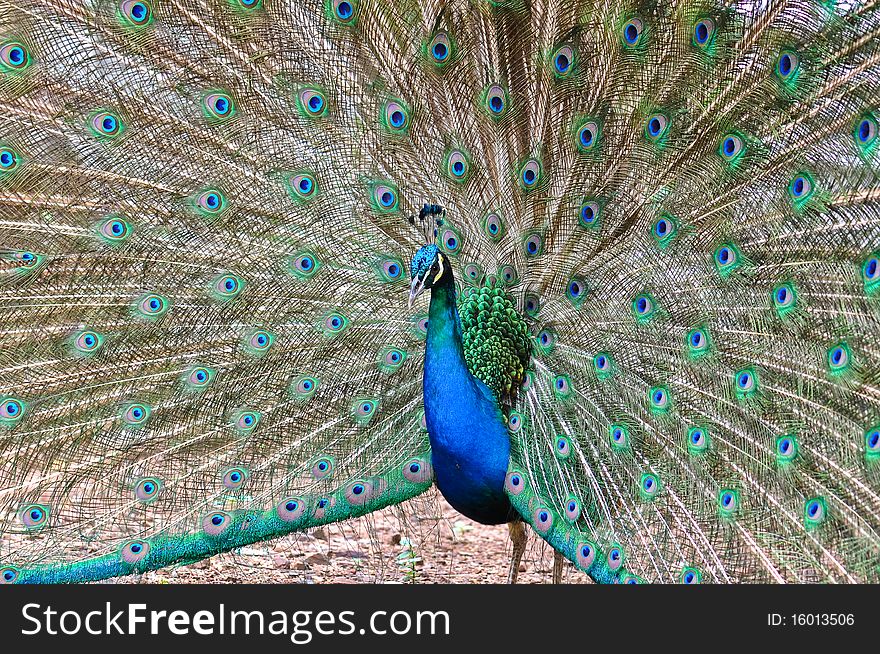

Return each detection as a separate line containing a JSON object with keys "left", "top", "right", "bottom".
{"left": 119, "top": 490, "right": 591, "bottom": 584}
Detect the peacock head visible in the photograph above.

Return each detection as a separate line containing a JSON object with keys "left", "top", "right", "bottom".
{"left": 409, "top": 244, "right": 451, "bottom": 308}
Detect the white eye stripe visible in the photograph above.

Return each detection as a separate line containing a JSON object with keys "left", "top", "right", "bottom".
{"left": 433, "top": 255, "right": 445, "bottom": 284}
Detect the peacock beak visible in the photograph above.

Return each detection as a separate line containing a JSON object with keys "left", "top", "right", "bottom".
{"left": 408, "top": 274, "right": 427, "bottom": 309}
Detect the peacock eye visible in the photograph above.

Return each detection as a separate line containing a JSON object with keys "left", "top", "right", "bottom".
{"left": 485, "top": 84, "right": 507, "bottom": 116}
{"left": 203, "top": 92, "right": 234, "bottom": 120}
{"left": 0, "top": 42, "right": 30, "bottom": 70}
{"left": 332, "top": 0, "right": 356, "bottom": 23}
{"left": 856, "top": 115, "right": 878, "bottom": 146}
{"left": 645, "top": 113, "right": 669, "bottom": 140}
{"left": 120, "top": 0, "right": 152, "bottom": 26}
{"left": 197, "top": 189, "right": 226, "bottom": 214}
{"left": 134, "top": 476, "right": 161, "bottom": 501}
{"left": 622, "top": 18, "right": 644, "bottom": 47}
{"left": 428, "top": 32, "right": 452, "bottom": 64}
{"left": 90, "top": 111, "right": 122, "bottom": 138}
{"left": 720, "top": 134, "right": 744, "bottom": 160}
{"left": 577, "top": 121, "right": 599, "bottom": 151}
{"left": 776, "top": 50, "right": 800, "bottom": 80}
{"left": 693, "top": 18, "right": 715, "bottom": 47}
{"left": 789, "top": 174, "right": 813, "bottom": 201}
{"left": 383, "top": 100, "right": 409, "bottom": 132}
{"left": 553, "top": 45, "right": 574, "bottom": 76}
{"left": 519, "top": 159, "right": 542, "bottom": 190}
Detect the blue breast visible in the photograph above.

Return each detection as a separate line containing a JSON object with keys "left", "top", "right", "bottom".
{"left": 422, "top": 283, "right": 514, "bottom": 525}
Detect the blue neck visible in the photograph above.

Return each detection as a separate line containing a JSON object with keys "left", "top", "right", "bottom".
{"left": 422, "top": 276, "right": 513, "bottom": 525}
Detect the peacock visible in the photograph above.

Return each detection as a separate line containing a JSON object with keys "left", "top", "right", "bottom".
{"left": 1, "top": 0, "right": 880, "bottom": 586}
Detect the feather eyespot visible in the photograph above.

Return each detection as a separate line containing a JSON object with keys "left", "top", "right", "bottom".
{"left": 353, "top": 398, "right": 377, "bottom": 423}
{"left": 536, "top": 329, "right": 556, "bottom": 352}
{"left": 0, "top": 397, "right": 24, "bottom": 423}
{"left": 564, "top": 497, "right": 581, "bottom": 522}
{"left": 73, "top": 330, "right": 103, "bottom": 354}
{"left": 428, "top": 32, "right": 452, "bottom": 64}
{"left": 298, "top": 88, "right": 327, "bottom": 118}
{"left": 518, "top": 159, "right": 541, "bottom": 190}
{"left": 773, "top": 283, "right": 797, "bottom": 311}
{"left": 508, "top": 411, "right": 523, "bottom": 433}
{"left": 222, "top": 467, "right": 248, "bottom": 490}
{"left": 332, "top": 0, "right": 356, "bottom": 23}
{"left": 855, "top": 115, "right": 877, "bottom": 146}
{"left": 681, "top": 567, "right": 702, "bottom": 584}
{"left": 788, "top": 174, "right": 813, "bottom": 202}
{"left": 121, "top": 540, "right": 150, "bottom": 564}
{"left": 575, "top": 201, "right": 600, "bottom": 232}
{"left": 645, "top": 113, "right": 669, "bottom": 141}
{"left": 553, "top": 45, "right": 574, "bottom": 76}
{"left": 720, "top": 134, "right": 744, "bottom": 160}
{"left": 575, "top": 543, "right": 596, "bottom": 569}
{"left": 483, "top": 212, "right": 504, "bottom": 240}
{"left": 776, "top": 435, "right": 798, "bottom": 463}
{"left": 827, "top": 343, "right": 851, "bottom": 373}
{"left": 292, "top": 252, "right": 318, "bottom": 277}
{"left": 577, "top": 121, "right": 599, "bottom": 151}
{"left": 555, "top": 436, "right": 571, "bottom": 459}
{"left": 524, "top": 294, "right": 540, "bottom": 317}
{"left": 402, "top": 457, "right": 433, "bottom": 483}
{"left": 292, "top": 375, "right": 318, "bottom": 399}
{"left": 805, "top": 498, "right": 826, "bottom": 527}
{"left": 632, "top": 293, "right": 656, "bottom": 321}
{"left": 203, "top": 92, "right": 234, "bottom": 121}
{"left": 379, "top": 258, "right": 403, "bottom": 281}
{"left": 372, "top": 184, "right": 399, "bottom": 212}
{"left": 641, "top": 473, "right": 660, "bottom": 499}
{"left": 714, "top": 244, "right": 740, "bottom": 273}
{"left": 441, "top": 228, "right": 460, "bottom": 253}
{"left": 277, "top": 497, "right": 307, "bottom": 522}
{"left": 864, "top": 428, "right": 880, "bottom": 455}
{"left": 693, "top": 18, "right": 715, "bottom": 47}
{"left": 524, "top": 233, "right": 542, "bottom": 256}
{"left": 213, "top": 273, "right": 242, "bottom": 300}
{"left": 553, "top": 375, "right": 572, "bottom": 398}
{"left": 776, "top": 50, "right": 800, "bottom": 81}
{"left": 504, "top": 470, "right": 526, "bottom": 495}
{"left": 246, "top": 329, "right": 273, "bottom": 352}
{"left": 123, "top": 403, "right": 150, "bottom": 426}
{"left": 20, "top": 504, "right": 48, "bottom": 529}
{"left": 485, "top": 84, "right": 507, "bottom": 116}
{"left": 202, "top": 511, "right": 232, "bottom": 536}
{"left": 446, "top": 150, "right": 469, "bottom": 181}
{"left": 234, "top": 410, "right": 260, "bottom": 432}
{"left": 0, "top": 42, "right": 30, "bottom": 71}
{"left": 119, "top": 0, "right": 152, "bottom": 26}
{"left": 323, "top": 312, "right": 348, "bottom": 335}
{"left": 290, "top": 173, "right": 318, "bottom": 200}
{"left": 687, "top": 426, "right": 708, "bottom": 454}
{"left": 735, "top": 369, "right": 757, "bottom": 395}
{"left": 99, "top": 217, "right": 132, "bottom": 242}
{"left": 593, "top": 352, "right": 612, "bottom": 378}
{"left": 499, "top": 265, "right": 517, "bottom": 285}
{"left": 622, "top": 18, "right": 644, "bottom": 47}
{"left": 196, "top": 189, "right": 226, "bottom": 215}
{"left": 345, "top": 478, "right": 385, "bottom": 505}
{"left": 311, "top": 457, "right": 334, "bottom": 479}
{"left": 610, "top": 424, "right": 630, "bottom": 450}
{"left": 607, "top": 546, "right": 623, "bottom": 571}
{"left": 0, "top": 567, "right": 19, "bottom": 584}
{"left": 649, "top": 386, "right": 670, "bottom": 412}
{"left": 533, "top": 507, "right": 553, "bottom": 533}
{"left": 135, "top": 477, "right": 161, "bottom": 502}
{"left": 90, "top": 111, "right": 123, "bottom": 138}
{"left": 0, "top": 147, "right": 18, "bottom": 171}
{"left": 719, "top": 490, "right": 739, "bottom": 516}
{"left": 184, "top": 366, "right": 213, "bottom": 389}
{"left": 136, "top": 293, "right": 168, "bottom": 318}
{"left": 382, "top": 100, "right": 410, "bottom": 133}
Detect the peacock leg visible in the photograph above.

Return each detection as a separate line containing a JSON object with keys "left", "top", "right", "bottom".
{"left": 552, "top": 550, "right": 564, "bottom": 584}
{"left": 507, "top": 520, "right": 527, "bottom": 584}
